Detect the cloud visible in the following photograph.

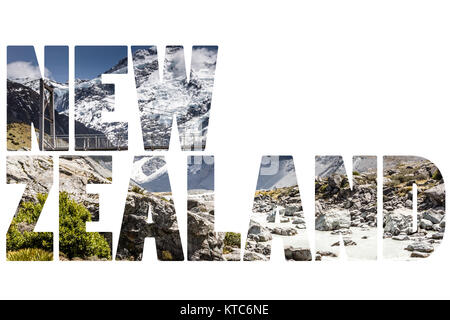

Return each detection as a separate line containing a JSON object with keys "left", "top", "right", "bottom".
{"left": 167, "top": 49, "right": 187, "bottom": 79}
{"left": 7, "top": 61, "right": 51, "bottom": 81}
{"left": 191, "top": 47, "right": 218, "bottom": 71}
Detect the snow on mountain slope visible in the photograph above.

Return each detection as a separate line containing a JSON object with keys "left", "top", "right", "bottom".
{"left": 6, "top": 79, "right": 106, "bottom": 152}
{"left": 9, "top": 78, "right": 69, "bottom": 113}
{"left": 256, "top": 156, "right": 298, "bottom": 190}
{"left": 74, "top": 59, "right": 128, "bottom": 147}
{"left": 74, "top": 46, "right": 217, "bottom": 149}
{"left": 352, "top": 156, "right": 377, "bottom": 174}
{"left": 7, "top": 80, "right": 69, "bottom": 136}
{"left": 7, "top": 46, "right": 217, "bottom": 149}
{"left": 132, "top": 46, "right": 217, "bottom": 149}
{"left": 316, "top": 155, "right": 377, "bottom": 178}
{"left": 315, "top": 156, "right": 347, "bottom": 178}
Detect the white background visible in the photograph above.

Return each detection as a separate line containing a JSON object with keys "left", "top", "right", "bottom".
{"left": 0, "top": 0, "right": 449, "bottom": 299}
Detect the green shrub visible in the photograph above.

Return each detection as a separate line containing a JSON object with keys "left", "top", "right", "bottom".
{"left": 7, "top": 248, "right": 53, "bottom": 261}
{"left": 6, "top": 193, "right": 53, "bottom": 254}
{"left": 224, "top": 232, "right": 241, "bottom": 248}
{"left": 131, "top": 185, "right": 145, "bottom": 194}
{"left": 59, "top": 192, "right": 111, "bottom": 260}
{"left": 15, "top": 193, "right": 48, "bottom": 224}
{"left": 353, "top": 171, "right": 360, "bottom": 176}
{"left": 341, "top": 180, "right": 350, "bottom": 189}
{"left": 318, "top": 184, "right": 328, "bottom": 193}
{"left": 432, "top": 170, "right": 443, "bottom": 181}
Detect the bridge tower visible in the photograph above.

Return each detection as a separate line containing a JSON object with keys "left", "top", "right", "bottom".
{"left": 39, "top": 79, "right": 56, "bottom": 151}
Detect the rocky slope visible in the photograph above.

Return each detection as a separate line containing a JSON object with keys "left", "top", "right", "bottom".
{"left": 6, "top": 156, "right": 54, "bottom": 202}
{"left": 115, "top": 186, "right": 185, "bottom": 261}
{"left": 59, "top": 156, "right": 113, "bottom": 221}
{"left": 115, "top": 189, "right": 241, "bottom": 261}
{"left": 314, "top": 168, "right": 378, "bottom": 260}
{"left": 246, "top": 156, "right": 445, "bottom": 260}
{"left": 315, "top": 170, "right": 377, "bottom": 230}
{"left": 6, "top": 155, "right": 242, "bottom": 261}
{"left": 187, "top": 191, "right": 241, "bottom": 261}
{"left": 7, "top": 156, "right": 114, "bottom": 260}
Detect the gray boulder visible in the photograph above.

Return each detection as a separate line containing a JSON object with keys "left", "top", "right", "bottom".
{"left": 284, "top": 205, "right": 301, "bottom": 217}
{"left": 422, "top": 210, "right": 443, "bottom": 224}
{"left": 424, "top": 184, "right": 445, "bottom": 206}
{"left": 420, "top": 219, "right": 434, "bottom": 230}
{"left": 315, "top": 209, "right": 351, "bottom": 231}
{"left": 405, "top": 242, "right": 434, "bottom": 253}
{"left": 384, "top": 210, "right": 412, "bottom": 236}
{"left": 411, "top": 251, "right": 431, "bottom": 258}
{"left": 284, "top": 246, "right": 312, "bottom": 261}
{"left": 247, "top": 220, "right": 273, "bottom": 242}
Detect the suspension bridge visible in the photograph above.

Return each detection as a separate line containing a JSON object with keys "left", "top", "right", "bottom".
{"left": 39, "top": 79, "right": 206, "bottom": 151}
{"left": 41, "top": 133, "right": 206, "bottom": 151}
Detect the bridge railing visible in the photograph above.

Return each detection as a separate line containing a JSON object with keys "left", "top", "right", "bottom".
{"left": 41, "top": 134, "right": 124, "bottom": 151}
{"left": 42, "top": 135, "right": 69, "bottom": 151}
{"left": 42, "top": 132, "right": 206, "bottom": 151}
{"left": 143, "top": 132, "right": 206, "bottom": 150}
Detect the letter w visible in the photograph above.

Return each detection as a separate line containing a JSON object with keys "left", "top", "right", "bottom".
{"left": 132, "top": 45, "right": 218, "bottom": 151}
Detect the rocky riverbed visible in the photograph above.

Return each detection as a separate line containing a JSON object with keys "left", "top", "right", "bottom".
{"left": 382, "top": 157, "right": 445, "bottom": 259}
{"left": 314, "top": 162, "right": 378, "bottom": 260}
{"left": 245, "top": 186, "right": 312, "bottom": 261}
{"left": 245, "top": 156, "right": 445, "bottom": 261}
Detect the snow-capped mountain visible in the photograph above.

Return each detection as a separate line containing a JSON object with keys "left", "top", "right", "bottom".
{"left": 132, "top": 46, "right": 217, "bottom": 149}
{"left": 7, "top": 46, "right": 217, "bottom": 149}
{"left": 74, "top": 56, "right": 129, "bottom": 147}
{"left": 7, "top": 76, "right": 69, "bottom": 114}
{"left": 22, "top": 79, "right": 69, "bottom": 113}
{"left": 74, "top": 46, "right": 217, "bottom": 149}
{"left": 7, "top": 79, "right": 104, "bottom": 144}
{"left": 7, "top": 79, "right": 70, "bottom": 135}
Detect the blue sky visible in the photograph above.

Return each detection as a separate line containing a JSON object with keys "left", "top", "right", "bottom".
{"left": 7, "top": 46, "right": 129, "bottom": 82}
{"left": 45, "top": 46, "right": 69, "bottom": 82}
{"left": 7, "top": 46, "right": 218, "bottom": 82}
{"left": 75, "top": 46, "right": 127, "bottom": 79}
{"left": 7, "top": 46, "right": 68, "bottom": 83}
{"left": 131, "top": 46, "right": 153, "bottom": 53}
